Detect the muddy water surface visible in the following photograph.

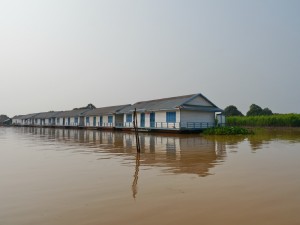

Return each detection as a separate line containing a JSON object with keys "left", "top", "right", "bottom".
{"left": 1, "top": 127, "right": 300, "bottom": 225}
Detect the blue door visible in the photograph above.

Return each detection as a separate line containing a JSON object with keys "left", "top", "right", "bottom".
{"left": 67, "top": 117, "right": 70, "bottom": 125}
{"left": 100, "top": 116, "right": 103, "bottom": 126}
{"left": 140, "top": 113, "right": 145, "bottom": 127}
{"left": 150, "top": 112, "right": 155, "bottom": 128}
{"left": 93, "top": 117, "right": 96, "bottom": 126}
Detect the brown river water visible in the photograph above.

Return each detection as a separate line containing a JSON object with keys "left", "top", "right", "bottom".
{"left": 1, "top": 127, "right": 300, "bottom": 225}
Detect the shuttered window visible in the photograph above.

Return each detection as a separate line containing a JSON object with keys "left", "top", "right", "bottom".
{"left": 108, "top": 115, "right": 113, "bottom": 123}
{"left": 166, "top": 112, "right": 176, "bottom": 123}
{"left": 86, "top": 117, "right": 90, "bottom": 124}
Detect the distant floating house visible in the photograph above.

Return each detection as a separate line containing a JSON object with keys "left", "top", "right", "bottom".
{"left": 83, "top": 104, "right": 131, "bottom": 128}
{"left": 0, "top": 115, "right": 11, "bottom": 126}
{"left": 55, "top": 108, "right": 92, "bottom": 127}
{"left": 19, "top": 113, "right": 40, "bottom": 126}
{"left": 12, "top": 115, "right": 23, "bottom": 125}
{"left": 116, "top": 93, "right": 223, "bottom": 131}
{"left": 32, "top": 111, "right": 62, "bottom": 126}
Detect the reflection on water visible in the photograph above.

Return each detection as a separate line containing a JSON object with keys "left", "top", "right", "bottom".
{"left": 203, "top": 128, "right": 300, "bottom": 152}
{"left": 2, "top": 127, "right": 300, "bottom": 225}
{"left": 132, "top": 153, "right": 140, "bottom": 199}
{"left": 14, "top": 127, "right": 227, "bottom": 177}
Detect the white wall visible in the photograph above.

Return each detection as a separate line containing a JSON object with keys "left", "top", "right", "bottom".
{"left": 54, "top": 117, "right": 76, "bottom": 126}
{"left": 180, "top": 110, "right": 215, "bottom": 125}
{"left": 34, "top": 118, "right": 41, "bottom": 126}
{"left": 69, "top": 117, "right": 76, "bottom": 126}
{"left": 12, "top": 118, "right": 22, "bottom": 125}
{"left": 86, "top": 116, "right": 101, "bottom": 127}
{"left": 84, "top": 115, "right": 116, "bottom": 127}
{"left": 154, "top": 110, "right": 180, "bottom": 128}
{"left": 55, "top": 117, "right": 63, "bottom": 126}
{"left": 122, "top": 110, "right": 180, "bottom": 129}
{"left": 102, "top": 115, "right": 114, "bottom": 127}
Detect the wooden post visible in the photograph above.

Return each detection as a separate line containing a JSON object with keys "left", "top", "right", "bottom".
{"left": 133, "top": 108, "right": 140, "bottom": 153}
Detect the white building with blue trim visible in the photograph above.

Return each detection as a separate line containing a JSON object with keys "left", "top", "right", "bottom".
{"left": 12, "top": 93, "right": 223, "bottom": 132}
{"left": 116, "top": 93, "right": 223, "bottom": 132}
{"left": 82, "top": 104, "right": 131, "bottom": 128}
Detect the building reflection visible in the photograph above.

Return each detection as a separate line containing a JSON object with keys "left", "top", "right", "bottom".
{"left": 17, "top": 127, "right": 230, "bottom": 199}
{"left": 19, "top": 127, "right": 227, "bottom": 178}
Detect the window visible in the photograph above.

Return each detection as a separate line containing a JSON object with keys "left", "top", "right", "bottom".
{"left": 57, "top": 118, "right": 60, "bottom": 124}
{"left": 166, "top": 112, "right": 176, "bottom": 123}
{"left": 86, "top": 117, "right": 90, "bottom": 124}
{"left": 108, "top": 115, "right": 113, "bottom": 123}
{"left": 75, "top": 117, "right": 78, "bottom": 124}
{"left": 126, "top": 114, "right": 132, "bottom": 123}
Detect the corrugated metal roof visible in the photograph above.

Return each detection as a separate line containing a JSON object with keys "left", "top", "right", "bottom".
{"left": 12, "top": 115, "right": 23, "bottom": 119}
{"left": 117, "top": 93, "right": 222, "bottom": 113}
{"left": 182, "top": 105, "right": 224, "bottom": 112}
{"left": 83, "top": 104, "right": 131, "bottom": 116}
{"left": 55, "top": 108, "right": 92, "bottom": 117}
{"left": 0, "top": 115, "right": 10, "bottom": 123}
{"left": 118, "top": 94, "right": 195, "bottom": 113}
{"left": 19, "top": 113, "right": 40, "bottom": 119}
{"left": 33, "top": 111, "right": 63, "bottom": 119}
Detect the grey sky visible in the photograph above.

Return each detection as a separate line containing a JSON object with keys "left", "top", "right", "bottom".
{"left": 1, "top": 0, "right": 300, "bottom": 117}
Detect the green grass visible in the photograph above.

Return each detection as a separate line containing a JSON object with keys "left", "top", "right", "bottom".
{"left": 203, "top": 126, "right": 254, "bottom": 135}
{"left": 226, "top": 114, "right": 300, "bottom": 127}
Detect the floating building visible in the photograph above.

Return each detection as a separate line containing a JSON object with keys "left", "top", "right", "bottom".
{"left": 11, "top": 93, "right": 224, "bottom": 132}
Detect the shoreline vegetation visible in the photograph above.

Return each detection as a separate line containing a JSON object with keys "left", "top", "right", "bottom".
{"left": 226, "top": 114, "right": 300, "bottom": 127}
{"left": 223, "top": 104, "right": 300, "bottom": 128}
{"left": 206, "top": 113, "right": 300, "bottom": 135}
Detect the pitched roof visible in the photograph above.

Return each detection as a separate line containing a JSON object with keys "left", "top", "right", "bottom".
{"left": 118, "top": 93, "right": 223, "bottom": 113}
{"left": 55, "top": 108, "right": 92, "bottom": 117}
{"left": 19, "top": 113, "right": 40, "bottom": 119}
{"left": 83, "top": 104, "right": 131, "bottom": 116}
{"left": 33, "top": 111, "right": 62, "bottom": 119}
{"left": 0, "top": 115, "right": 10, "bottom": 123}
{"left": 12, "top": 115, "right": 24, "bottom": 119}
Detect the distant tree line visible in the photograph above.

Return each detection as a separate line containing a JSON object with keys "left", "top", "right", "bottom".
{"left": 223, "top": 104, "right": 300, "bottom": 127}
{"left": 223, "top": 104, "right": 273, "bottom": 117}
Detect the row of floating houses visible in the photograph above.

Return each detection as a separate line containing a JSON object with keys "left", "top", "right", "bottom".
{"left": 12, "top": 93, "right": 225, "bottom": 132}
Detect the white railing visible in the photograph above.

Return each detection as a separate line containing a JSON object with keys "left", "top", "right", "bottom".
{"left": 16, "top": 121, "right": 215, "bottom": 130}
{"left": 115, "top": 122, "right": 215, "bottom": 129}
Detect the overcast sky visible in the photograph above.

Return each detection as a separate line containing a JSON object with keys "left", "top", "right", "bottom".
{"left": 1, "top": 0, "right": 299, "bottom": 117}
